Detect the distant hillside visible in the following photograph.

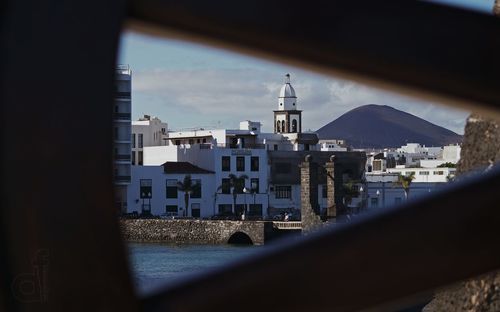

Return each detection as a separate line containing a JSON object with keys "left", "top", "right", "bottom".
{"left": 316, "top": 104, "right": 463, "bottom": 149}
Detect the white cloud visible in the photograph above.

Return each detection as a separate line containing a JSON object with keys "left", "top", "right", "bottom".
{"left": 131, "top": 68, "right": 468, "bottom": 134}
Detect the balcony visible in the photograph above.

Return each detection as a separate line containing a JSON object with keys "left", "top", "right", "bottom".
{"left": 115, "top": 91, "right": 131, "bottom": 99}
{"left": 114, "top": 175, "right": 131, "bottom": 183}
{"left": 114, "top": 154, "right": 131, "bottom": 161}
{"left": 113, "top": 112, "right": 131, "bottom": 121}
{"left": 215, "top": 143, "right": 266, "bottom": 149}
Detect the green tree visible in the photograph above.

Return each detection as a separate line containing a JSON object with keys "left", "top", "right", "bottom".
{"left": 228, "top": 174, "right": 248, "bottom": 214}
{"left": 437, "top": 162, "right": 456, "bottom": 168}
{"left": 177, "top": 175, "right": 200, "bottom": 217}
{"left": 394, "top": 173, "right": 415, "bottom": 201}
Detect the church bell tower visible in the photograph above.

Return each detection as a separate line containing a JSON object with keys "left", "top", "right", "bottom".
{"left": 274, "top": 74, "right": 302, "bottom": 134}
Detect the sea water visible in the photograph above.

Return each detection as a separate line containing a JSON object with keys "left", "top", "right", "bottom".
{"left": 127, "top": 243, "right": 260, "bottom": 294}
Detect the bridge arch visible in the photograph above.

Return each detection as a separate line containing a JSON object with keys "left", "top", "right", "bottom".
{"left": 227, "top": 231, "right": 253, "bottom": 245}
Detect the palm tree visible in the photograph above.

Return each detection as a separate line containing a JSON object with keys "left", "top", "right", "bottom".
{"left": 177, "top": 175, "right": 200, "bottom": 217}
{"left": 342, "top": 180, "right": 360, "bottom": 214}
{"left": 394, "top": 173, "right": 415, "bottom": 201}
{"left": 228, "top": 174, "right": 248, "bottom": 215}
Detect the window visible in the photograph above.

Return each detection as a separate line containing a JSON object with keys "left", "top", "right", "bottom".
{"left": 138, "top": 151, "right": 143, "bottom": 165}
{"left": 235, "top": 204, "right": 245, "bottom": 214}
{"left": 132, "top": 151, "right": 135, "bottom": 165}
{"left": 132, "top": 133, "right": 136, "bottom": 148}
{"left": 251, "top": 178, "right": 259, "bottom": 193}
{"left": 275, "top": 163, "right": 291, "bottom": 174}
{"left": 191, "top": 179, "right": 201, "bottom": 198}
{"left": 322, "top": 184, "right": 327, "bottom": 198}
{"left": 248, "top": 204, "right": 263, "bottom": 216}
{"left": 140, "top": 179, "right": 152, "bottom": 198}
{"left": 276, "top": 120, "right": 281, "bottom": 132}
{"left": 222, "top": 156, "right": 230, "bottom": 171}
{"left": 420, "top": 171, "right": 429, "bottom": 175}
{"left": 138, "top": 133, "right": 143, "bottom": 148}
{"left": 191, "top": 203, "right": 200, "bottom": 218}
{"left": 166, "top": 179, "right": 178, "bottom": 198}
{"left": 292, "top": 119, "right": 297, "bottom": 132}
{"left": 221, "top": 178, "right": 231, "bottom": 194}
{"left": 251, "top": 156, "right": 259, "bottom": 171}
{"left": 218, "top": 204, "right": 232, "bottom": 214}
{"left": 281, "top": 120, "right": 286, "bottom": 132}
{"left": 166, "top": 205, "right": 178, "bottom": 216}
{"left": 371, "top": 197, "right": 379, "bottom": 208}
{"left": 175, "top": 140, "right": 180, "bottom": 145}
{"left": 236, "top": 156, "right": 245, "bottom": 171}
{"left": 275, "top": 185, "right": 291, "bottom": 199}
{"left": 188, "top": 139, "right": 194, "bottom": 144}
{"left": 434, "top": 171, "right": 444, "bottom": 175}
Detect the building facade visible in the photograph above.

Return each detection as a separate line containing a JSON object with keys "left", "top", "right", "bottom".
{"left": 114, "top": 65, "right": 132, "bottom": 213}
{"left": 132, "top": 115, "right": 168, "bottom": 165}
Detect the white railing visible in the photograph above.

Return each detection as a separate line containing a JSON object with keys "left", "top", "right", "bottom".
{"left": 273, "top": 221, "right": 302, "bottom": 229}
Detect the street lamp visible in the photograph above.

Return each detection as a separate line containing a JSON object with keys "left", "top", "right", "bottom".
{"left": 243, "top": 187, "right": 251, "bottom": 218}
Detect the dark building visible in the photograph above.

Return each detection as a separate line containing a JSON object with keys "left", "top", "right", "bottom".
{"left": 268, "top": 150, "right": 366, "bottom": 219}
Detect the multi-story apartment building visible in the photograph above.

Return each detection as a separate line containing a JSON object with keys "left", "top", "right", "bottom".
{"left": 113, "top": 65, "right": 132, "bottom": 213}
{"left": 132, "top": 115, "right": 168, "bottom": 165}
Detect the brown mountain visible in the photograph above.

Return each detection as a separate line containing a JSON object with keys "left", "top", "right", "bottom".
{"left": 316, "top": 104, "right": 463, "bottom": 148}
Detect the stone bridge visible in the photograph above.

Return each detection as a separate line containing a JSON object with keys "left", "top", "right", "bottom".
{"left": 121, "top": 219, "right": 272, "bottom": 245}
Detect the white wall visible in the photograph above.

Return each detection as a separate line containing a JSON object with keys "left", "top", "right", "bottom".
{"left": 364, "top": 182, "right": 443, "bottom": 209}
{"left": 127, "top": 165, "right": 215, "bottom": 218}
{"left": 387, "top": 167, "right": 455, "bottom": 183}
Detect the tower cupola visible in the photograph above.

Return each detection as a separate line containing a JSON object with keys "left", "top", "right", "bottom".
{"left": 278, "top": 73, "right": 297, "bottom": 111}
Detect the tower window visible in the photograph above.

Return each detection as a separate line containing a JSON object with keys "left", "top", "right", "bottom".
{"left": 281, "top": 120, "right": 286, "bottom": 132}
{"left": 276, "top": 120, "right": 281, "bottom": 132}
{"left": 292, "top": 119, "right": 297, "bottom": 132}
{"left": 280, "top": 103, "right": 283, "bottom": 106}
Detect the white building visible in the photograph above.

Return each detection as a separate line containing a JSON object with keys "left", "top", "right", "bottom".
{"left": 386, "top": 167, "right": 455, "bottom": 183}
{"left": 364, "top": 173, "right": 441, "bottom": 209}
{"left": 135, "top": 143, "right": 269, "bottom": 218}
{"left": 127, "top": 162, "right": 215, "bottom": 217}
{"left": 132, "top": 115, "right": 168, "bottom": 165}
{"left": 113, "top": 65, "right": 132, "bottom": 213}
{"left": 126, "top": 74, "right": 366, "bottom": 219}
{"left": 319, "top": 140, "right": 348, "bottom": 152}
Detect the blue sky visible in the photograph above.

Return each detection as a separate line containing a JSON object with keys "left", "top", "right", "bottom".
{"left": 118, "top": 0, "right": 494, "bottom": 134}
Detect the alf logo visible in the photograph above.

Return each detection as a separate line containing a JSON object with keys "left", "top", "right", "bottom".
{"left": 11, "top": 249, "right": 49, "bottom": 303}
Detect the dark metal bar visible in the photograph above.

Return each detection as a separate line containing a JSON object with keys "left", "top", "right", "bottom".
{"left": 142, "top": 168, "right": 500, "bottom": 311}
{"left": 128, "top": 0, "right": 500, "bottom": 116}
{"left": 0, "top": 0, "right": 138, "bottom": 311}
